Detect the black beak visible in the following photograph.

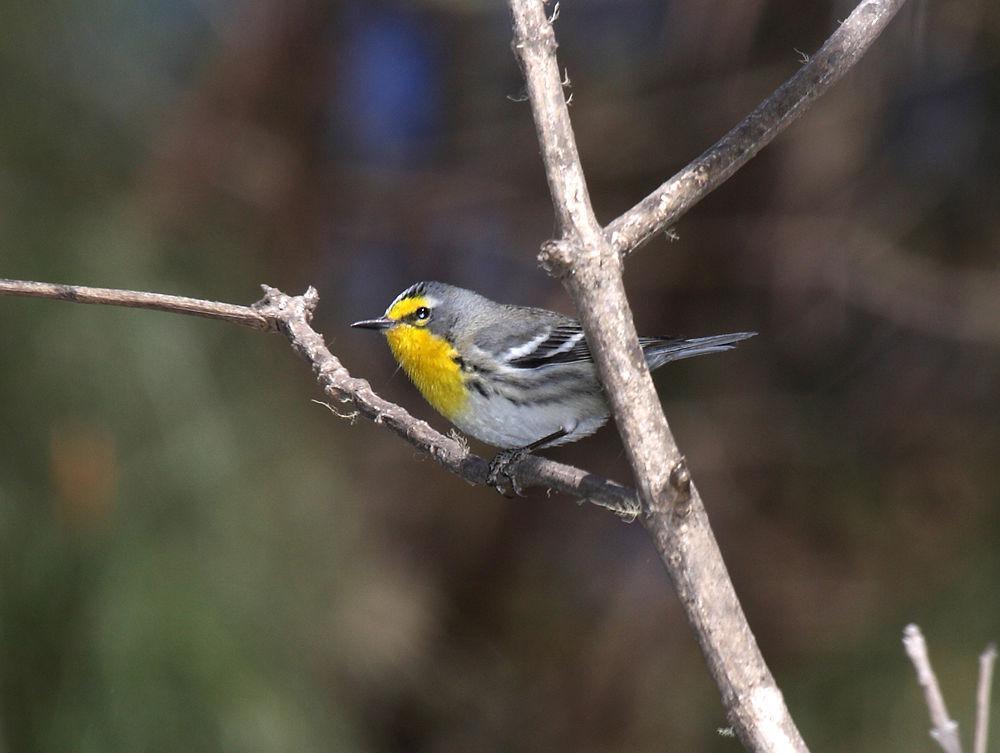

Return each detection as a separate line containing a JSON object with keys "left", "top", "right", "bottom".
{"left": 351, "top": 317, "right": 395, "bottom": 331}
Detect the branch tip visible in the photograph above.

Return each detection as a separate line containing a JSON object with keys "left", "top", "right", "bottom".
{"left": 975, "top": 640, "right": 997, "bottom": 753}
{"left": 903, "top": 624, "right": 964, "bottom": 753}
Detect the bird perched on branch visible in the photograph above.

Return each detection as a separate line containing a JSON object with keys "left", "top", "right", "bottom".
{"left": 352, "top": 281, "right": 753, "bottom": 493}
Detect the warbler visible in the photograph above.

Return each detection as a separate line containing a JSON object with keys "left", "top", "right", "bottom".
{"left": 352, "top": 281, "right": 754, "bottom": 488}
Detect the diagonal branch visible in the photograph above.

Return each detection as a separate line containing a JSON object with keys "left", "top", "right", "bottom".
{"left": 603, "top": 0, "right": 909, "bottom": 257}
{"left": 0, "top": 278, "right": 271, "bottom": 329}
{"left": 903, "top": 624, "right": 964, "bottom": 753}
{"left": 0, "top": 278, "right": 639, "bottom": 517}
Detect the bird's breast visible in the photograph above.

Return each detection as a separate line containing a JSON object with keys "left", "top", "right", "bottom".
{"left": 385, "top": 326, "right": 468, "bottom": 419}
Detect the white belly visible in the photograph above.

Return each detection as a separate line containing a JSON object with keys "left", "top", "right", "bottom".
{"left": 451, "top": 388, "right": 610, "bottom": 449}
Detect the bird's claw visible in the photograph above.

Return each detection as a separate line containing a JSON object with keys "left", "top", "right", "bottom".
{"left": 487, "top": 448, "right": 528, "bottom": 498}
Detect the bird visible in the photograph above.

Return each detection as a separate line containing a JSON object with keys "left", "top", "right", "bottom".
{"left": 352, "top": 281, "right": 754, "bottom": 492}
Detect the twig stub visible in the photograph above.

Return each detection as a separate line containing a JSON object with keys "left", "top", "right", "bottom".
{"left": 903, "top": 624, "right": 964, "bottom": 753}
{"left": 537, "top": 238, "right": 576, "bottom": 277}
{"left": 668, "top": 457, "right": 693, "bottom": 513}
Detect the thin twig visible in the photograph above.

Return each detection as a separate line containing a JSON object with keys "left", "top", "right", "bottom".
{"left": 0, "top": 278, "right": 639, "bottom": 517}
{"left": 975, "top": 643, "right": 997, "bottom": 753}
{"left": 603, "top": 0, "right": 909, "bottom": 257}
{"left": 0, "top": 278, "right": 271, "bottom": 330}
{"left": 903, "top": 624, "right": 964, "bottom": 753}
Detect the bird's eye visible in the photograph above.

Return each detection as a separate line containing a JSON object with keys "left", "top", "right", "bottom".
{"left": 414, "top": 307, "right": 430, "bottom": 321}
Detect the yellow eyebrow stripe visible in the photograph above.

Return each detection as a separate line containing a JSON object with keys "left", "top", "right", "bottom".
{"left": 387, "top": 295, "right": 429, "bottom": 321}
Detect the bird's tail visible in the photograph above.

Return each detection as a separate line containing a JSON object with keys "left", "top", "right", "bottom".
{"left": 642, "top": 332, "right": 756, "bottom": 370}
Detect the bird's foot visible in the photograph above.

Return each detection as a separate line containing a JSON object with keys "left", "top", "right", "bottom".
{"left": 487, "top": 448, "right": 530, "bottom": 498}
{"left": 485, "top": 428, "right": 571, "bottom": 497}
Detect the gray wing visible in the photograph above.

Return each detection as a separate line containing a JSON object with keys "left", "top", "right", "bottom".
{"left": 470, "top": 307, "right": 589, "bottom": 368}
{"left": 473, "top": 302, "right": 755, "bottom": 370}
{"left": 506, "top": 322, "right": 591, "bottom": 368}
{"left": 501, "top": 322, "right": 756, "bottom": 370}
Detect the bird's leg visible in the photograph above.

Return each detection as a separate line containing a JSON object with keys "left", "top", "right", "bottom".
{"left": 487, "top": 428, "right": 570, "bottom": 497}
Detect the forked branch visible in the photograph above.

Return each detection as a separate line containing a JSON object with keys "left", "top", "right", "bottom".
{"left": 508, "top": 0, "right": 908, "bottom": 751}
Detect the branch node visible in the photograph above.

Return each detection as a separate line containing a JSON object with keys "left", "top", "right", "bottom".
{"left": 669, "top": 456, "right": 692, "bottom": 510}
{"left": 931, "top": 723, "right": 960, "bottom": 745}
{"left": 253, "top": 285, "right": 321, "bottom": 332}
{"left": 302, "top": 286, "right": 320, "bottom": 318}
{"left": 538, "top": 238, "right": 576, "bottom": 277}
{"left": 252, "top": 285, "right": 288, "bottom": 328}
{"left": 57, "top": 284, "right": 81, "bottom": 302}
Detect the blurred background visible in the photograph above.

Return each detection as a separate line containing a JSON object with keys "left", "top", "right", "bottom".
{"left": 1, "top": 0, "right": 998, "bottom": 750}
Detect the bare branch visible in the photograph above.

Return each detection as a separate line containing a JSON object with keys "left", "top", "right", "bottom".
{"left": 509, "top": 4, "right": 598, "bottom": 242}
{"left": 508, "top": 1, "right": 819, "bottom": 751}
{"left": 903, "top": 624, "right": 964, "bottom": 753}
{"left": 0, "top": 278, "right": 270, "bottom": 330}
{"left": 0, "top": 278, "right": 639, "bottom": 517}
{"left": 975, "top": 643, "right": 997, "bottom": 753}
{"left": 604, "top": 0, "right": 909, "bottom": 257}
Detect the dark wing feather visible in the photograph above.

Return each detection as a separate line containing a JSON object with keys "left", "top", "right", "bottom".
{"left": 488, "top": 297, "right": 755, "bottom": 371}
{"left": 506, "top": 323, "right": 592, "bottom": 368}
{"left": 507, "top": 329, "right": 756, "bottom": 370}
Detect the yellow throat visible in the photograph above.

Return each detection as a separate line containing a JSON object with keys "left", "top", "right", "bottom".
{"left": 384, "top": 296, "right": 467, "bottom": 419}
